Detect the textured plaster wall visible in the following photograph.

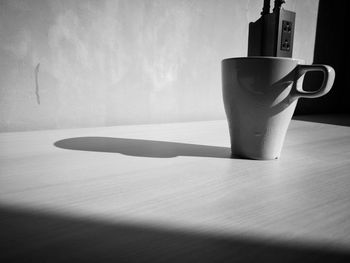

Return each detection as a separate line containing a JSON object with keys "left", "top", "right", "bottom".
{"left": 0, "top": 0, "right": 319, "bottom": 132}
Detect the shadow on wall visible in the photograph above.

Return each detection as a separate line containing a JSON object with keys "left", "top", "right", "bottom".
{"left": 295, "top": 0, "right": 348, "bottom": 115}
{"left": 1, "top": 205, "right": 349, "bottom": 262}
{"left": 54, "top": 137, "right": 231, "bottom": 159}
{"left": 293, "top": 114, "right": 350, "bottom": 127}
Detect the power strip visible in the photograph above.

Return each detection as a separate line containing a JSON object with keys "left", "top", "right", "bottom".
{"left": 248, "top": 0, "right": 295, "bottom": 57}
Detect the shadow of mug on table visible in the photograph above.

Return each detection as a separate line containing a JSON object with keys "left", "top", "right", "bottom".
{"left": 55, "top": 137, "right": 232, "bottom": 159}
{"left": 222, "top": 57, "right": 335, "bottom": 160}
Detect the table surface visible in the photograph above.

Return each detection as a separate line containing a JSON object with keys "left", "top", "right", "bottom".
{"left": 1, "top": 118, "right": 350, "bottom": 262}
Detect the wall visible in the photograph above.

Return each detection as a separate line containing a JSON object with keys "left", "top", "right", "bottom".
{"left": 295, "top": 0, "right": 348, "bottom": 115}
{"left": 0, "top": 0, "right": 319, "bottom": 132}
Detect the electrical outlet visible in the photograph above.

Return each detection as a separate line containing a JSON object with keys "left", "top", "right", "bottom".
{"left": 248, "top": 9, "right": 295, "bottom": 57}
{"left": 281, "top": 20, "right": 293, "bottom": 51}
{"left": 276, "top": 10, "right": 295, "bottom": 57}
{"left": 247, "top": 1, "right": 295, "bottom": 57}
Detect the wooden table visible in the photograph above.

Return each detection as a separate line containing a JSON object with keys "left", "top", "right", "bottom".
{"left": 1, "top": 118, "right": 350, "bottom": 262}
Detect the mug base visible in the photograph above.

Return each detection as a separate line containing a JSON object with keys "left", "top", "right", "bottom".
{"left": 231, "top": 151, "right": 280, "bottom": 160}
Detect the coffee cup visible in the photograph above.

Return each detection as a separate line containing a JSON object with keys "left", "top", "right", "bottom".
{"left": 222, "top": 57, "right": 335, "bottom": 160}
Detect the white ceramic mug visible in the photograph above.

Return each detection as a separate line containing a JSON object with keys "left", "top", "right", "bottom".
{"left": 222, "top": 57, "right": 335, "bottom": 160}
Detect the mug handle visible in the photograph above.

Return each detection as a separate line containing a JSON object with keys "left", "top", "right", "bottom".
{"left": 291, "top": 64, "right": 335, "bottom": 99}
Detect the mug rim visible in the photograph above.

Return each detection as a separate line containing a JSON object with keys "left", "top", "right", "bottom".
{"left": 222, "top": 56, "right": 304, "bottom": 63}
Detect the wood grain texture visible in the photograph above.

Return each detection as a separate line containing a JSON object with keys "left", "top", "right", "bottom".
{"left": 1, "top": 119, "right": 349, "bottom": 262}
